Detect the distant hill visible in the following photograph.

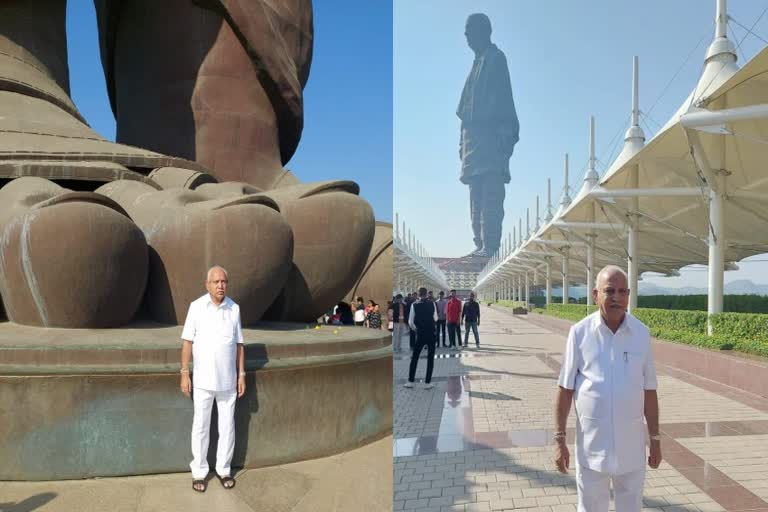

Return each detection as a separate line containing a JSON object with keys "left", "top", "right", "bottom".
{"left": 548, "top": 279, "right": 768, "bottom": 298}
{"left": 638, "top": 279, "right": 768, "bottom": 296}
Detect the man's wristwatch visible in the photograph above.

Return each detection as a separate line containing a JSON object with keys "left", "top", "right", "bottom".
{"left": 649, "top": 434, "right": 661, "bottom": 441}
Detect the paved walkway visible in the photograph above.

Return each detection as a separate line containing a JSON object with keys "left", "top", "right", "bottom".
{"left": 393, "top": 306, "right": 768, "bottom": 512}
{"left": 0, "top": 435, "right": 391, "bottom": 511}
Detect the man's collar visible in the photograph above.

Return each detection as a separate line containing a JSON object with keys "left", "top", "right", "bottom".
{"left": 205, "top": 294, "right": 231, "bottom": 309}
{"left": 594, "top": 310, "right": 631, "bottom": 333}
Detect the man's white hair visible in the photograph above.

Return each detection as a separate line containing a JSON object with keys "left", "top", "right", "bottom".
{"left": 594, "top": 265, "right": 627, "bottom": 288}
{"left": 206, "top": 265, "right": 229, "bottom": 282}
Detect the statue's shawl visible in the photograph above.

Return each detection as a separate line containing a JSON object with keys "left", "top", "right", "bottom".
{"left": 456, "top": 43, "right": 519, "bottom": 147}
{"left": 94, "top": 0, "right": 313, "bottom": 165}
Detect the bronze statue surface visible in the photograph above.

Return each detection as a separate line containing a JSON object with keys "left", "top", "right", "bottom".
{"left": 0, "top": 0, "right": 377, "bottom": 327}
{"left": 457, "top": 13, "right": 519, "bottom": 257}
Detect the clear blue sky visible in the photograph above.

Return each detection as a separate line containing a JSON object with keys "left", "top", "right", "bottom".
{"left": 65, "top": 0, "right": 392, "bottom": 222}
{"left": 394, "top": 0, "right": 768, "bottom": 287}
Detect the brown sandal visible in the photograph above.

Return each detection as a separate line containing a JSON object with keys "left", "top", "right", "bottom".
{"left": 192, "top": 479, "right": 207, "bottom": 492}
{"left": 217, "top": 475, "right": 236, "bottom": 489}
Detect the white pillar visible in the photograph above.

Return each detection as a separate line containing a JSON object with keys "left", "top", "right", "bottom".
{"left": 628, "top": 216, "right": 639, "bottom": 313}
{"left": 586, "top": 234, "right": 595, "bottom": 306}
{"left": 525, "top": 272, "right": 530, "bottom": 307}
{"left": 545, "top": 259, "right": 552, "bottom": 306}
{"left": 517, "top": 275, "right": 522, "bottom": 302}
{"left": 628, "top": 162, "right": 640, "bottom": 314}
{"left": 562, "top": 250, "right": 570, "bottom": 304}
{"left": 708, "top": 177, "right": 725, "bottom": 335}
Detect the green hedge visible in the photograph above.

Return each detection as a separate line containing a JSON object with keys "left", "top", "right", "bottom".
{"left": 495, "top": 300, "right": 528, "bottom": 309}
{"left": 544, "top": 304, "right": 597, "bottom": 322}
{"left": 539, "top": 304, "right": 768, "bottom": 358}
{"left": 633, "top": 308, "right": 708, "bottom": 334}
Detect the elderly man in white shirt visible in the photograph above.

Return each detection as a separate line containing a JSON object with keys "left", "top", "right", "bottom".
{"left": 554, "top": 265, "right": 661, "bottom": 512}
{"left": 180, "top": 266, "right": 246, "bottom": 493}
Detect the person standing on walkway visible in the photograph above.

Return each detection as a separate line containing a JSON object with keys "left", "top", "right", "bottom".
{"left": 391, "top": 294, "right": 407, "bottom": 353}
{"left": 180, "top": 266, "right": 246, "bottom": 493}
{"left": 462, "top": 291, "right": 481, "bottom": 347}
{"left": 553, "top": 265, "right": 661, "bottom": 512}
{"left": 404, "top": 292, "right": 417, "bottom": 351}
{"left": 434, "top": 291, "right": 448, "bottom": 347}
{"left": 405, "top": 287, "right": 438, "bottom": 389}
{"left": 445, "top": 289, "right": 463, "bottom": 349}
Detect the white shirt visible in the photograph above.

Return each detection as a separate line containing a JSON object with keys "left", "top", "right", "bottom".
{"left": 408, "top": 300, "right": 438, "bottom": 331}
{"left": 181, "top": 294, "right": 244, "bottom": 392}
{"left": 558, "top": 311, "right": 657, "bottom": 474}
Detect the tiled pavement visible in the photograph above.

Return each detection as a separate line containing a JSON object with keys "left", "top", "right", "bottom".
{"left": 393, "top": 306, "right": 768, "bottom": 512}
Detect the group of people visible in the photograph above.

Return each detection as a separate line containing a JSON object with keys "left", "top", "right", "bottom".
{"left": 392, "top": 289, "right": 481, "bottom": 352}
{"left": 326, "top": 297, "right": 384, "bottom": 329}
{"left": 392, "top": 288, "right": 482, "bottom": 389}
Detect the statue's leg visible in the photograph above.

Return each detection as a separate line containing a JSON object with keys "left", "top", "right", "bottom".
{"left": 481, "top": 175, "right": 505, "bottom": 255}
{"left": 469, "top": 179, "right": 483, "bottom": 251}
{"left": 0, "top": 0, "right": 76, "bottom": 115}
{"left": 100, "top": 0, "right": 287, "bottom": 189}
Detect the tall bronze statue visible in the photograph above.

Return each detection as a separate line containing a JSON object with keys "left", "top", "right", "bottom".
{"left": 457, "top": 13, "right": 519, "bottom": 257}
{"left": 0, "top": 0, "right": 376, "bottom": 327}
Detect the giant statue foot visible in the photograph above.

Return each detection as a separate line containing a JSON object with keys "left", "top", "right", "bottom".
{"left": 96, "top": 180, "right": 294, "bottom": 326}
{"left": 0, "top": 178, "right": 148, "bottom": 328}
{"left": 198, "top": 181, "right": 375, "bottom": 322}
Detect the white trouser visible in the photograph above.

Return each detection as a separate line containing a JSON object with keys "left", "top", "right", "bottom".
{"left": 576, "top": 463, "right": 645, "bottom": 512}
{"left": 190, "top": 387, "right": 237, "bottom": 479}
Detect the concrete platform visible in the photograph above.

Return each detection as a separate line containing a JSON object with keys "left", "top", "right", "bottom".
{"left": 0, "top": 321, "right": 392, "bottom": 480}
{"left": 0, "top": 435, "right": 392, "bottom": 511}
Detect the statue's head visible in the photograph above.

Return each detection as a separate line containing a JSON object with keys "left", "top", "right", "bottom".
{"left": 465, "top": 13, "right": 492, "bottom": 52}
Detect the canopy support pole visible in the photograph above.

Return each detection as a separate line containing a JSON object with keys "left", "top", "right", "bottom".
{"left": 545, "top": 258, "right": 552, "bottom": 307}
{"left": 586, "top": 237, "right": 594, "bottom": 306}
{"left": 525, "top": 271, "right": 530, "bottom": 308}
{"left": 629, "top": 163, "right": 640, "bottom": 314}
{"left": 708, "top": 176, "right": 726, "bottom": 335}
{"left": 562, "top": 250, "right": 570, "bottom": 304}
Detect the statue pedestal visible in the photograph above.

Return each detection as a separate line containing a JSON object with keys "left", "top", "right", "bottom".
{"left": 0, "top": 322, "right": 392, "bottom": 480}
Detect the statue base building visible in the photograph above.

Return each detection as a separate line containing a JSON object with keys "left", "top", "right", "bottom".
{"left": 433, "top": 255, "right": 489, "bottom": 297}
